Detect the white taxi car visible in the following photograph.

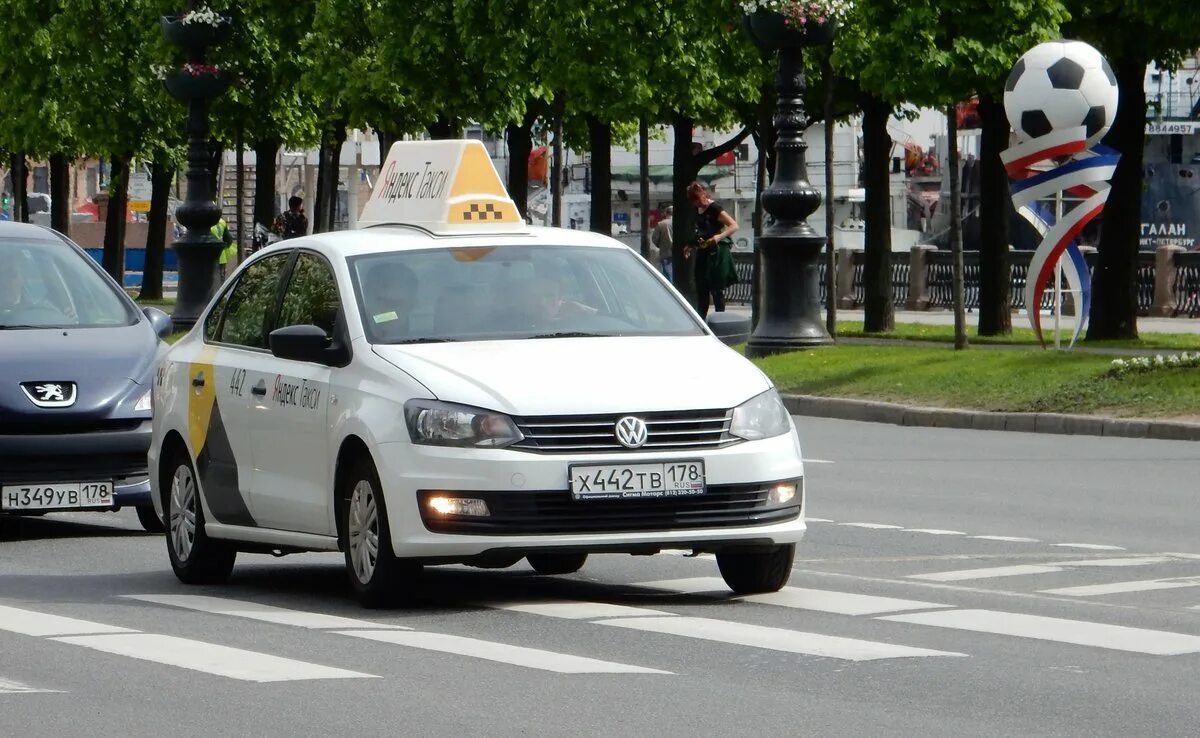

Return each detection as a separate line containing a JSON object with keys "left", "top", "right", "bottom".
{"left": 149, "top": 140, "right": 806, "bottom": 607}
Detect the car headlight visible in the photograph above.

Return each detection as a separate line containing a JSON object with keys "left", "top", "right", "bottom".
{"left": 404, "top": 400, "right": 523, "bottom": 449}
{"left": 135, "top": 389, "right": 153, "bottom": 414}
{"left": 729, "top": 389, "right": 792, "bottom": 441}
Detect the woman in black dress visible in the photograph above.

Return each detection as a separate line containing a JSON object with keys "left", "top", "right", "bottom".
{"left": 686, "top": 181, "right": 740, "bottom": 318}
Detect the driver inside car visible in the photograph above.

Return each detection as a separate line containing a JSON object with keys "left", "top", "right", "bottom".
{"left": 362, "top": 262, "right": 418, "bottom": 340}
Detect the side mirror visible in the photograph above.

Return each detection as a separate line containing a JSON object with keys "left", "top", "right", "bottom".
{"left": 143, "top": 306, "right": 174, "bottom": 339}
{"left": 269, "top": 324, "right": 335, "bottom": 364}
{"left": 706, "top": 312, "right": 751, "bottom": 346}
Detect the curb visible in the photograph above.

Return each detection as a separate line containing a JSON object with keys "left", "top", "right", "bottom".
{"left": 782, "top": 394, "right": 1200, "bottom": 442}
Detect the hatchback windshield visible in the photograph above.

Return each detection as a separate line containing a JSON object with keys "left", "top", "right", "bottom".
{"left": 0, "top": 237, "right": 136, "bottom": 329}
{"left": 349, "top": 244, "right": 703, "bottom": 343}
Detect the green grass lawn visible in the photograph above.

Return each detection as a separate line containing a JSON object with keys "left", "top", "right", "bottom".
{"left": 752, "top": 344, "right": 1200, "bottom": 420}
{"left": 833, "top": 321, "right": 1200, "bottom": 351}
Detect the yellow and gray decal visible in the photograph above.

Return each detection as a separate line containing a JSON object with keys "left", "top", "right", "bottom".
{"left": 186, "top": 348, "right": 256, "bottom": 527}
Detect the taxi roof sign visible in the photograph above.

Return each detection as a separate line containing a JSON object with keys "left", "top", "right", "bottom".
{"left": 357, "top": 140, "right": 528, "bottom": 235}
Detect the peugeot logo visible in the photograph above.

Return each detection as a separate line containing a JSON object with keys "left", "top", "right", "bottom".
{"left": 614, "top": 416, "right": 648, "bottom": 449}
{"left": 20, "top": 381, "right": 77, "bottom": 409}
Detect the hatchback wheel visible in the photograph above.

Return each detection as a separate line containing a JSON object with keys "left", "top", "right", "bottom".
{"left": 716, "top": 544, "right": 794, "bottom": 595}
{"left": 164, "top": 449, "right": 236, "bottom": 584}
{"left": 342, "top": 456, "right": 419, "bottom": 608}
{"left": 526, "top": 553, "right": 588, "bottom": 575}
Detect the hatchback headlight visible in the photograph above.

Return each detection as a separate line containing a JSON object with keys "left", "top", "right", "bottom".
{"left": 135, "top": 389, "right": 153, "bottom": 414}
{"left": 404, "top": 400, "right": 523, "bottom": 448}
{"left": 729, "top": 389, "right": 792, "bottom": 441}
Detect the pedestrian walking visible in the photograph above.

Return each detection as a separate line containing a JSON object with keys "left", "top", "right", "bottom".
{"left": 651, "top": 205, "right": 674, "bottom": 279}
{"left": 685, "top": 182, "right": 739, "bottom": 319}
{"left": 213, "top": 217, "right": 236, "bottom": 280}
{"left": 272, "top": 196, "right": 309, "bottom": 240}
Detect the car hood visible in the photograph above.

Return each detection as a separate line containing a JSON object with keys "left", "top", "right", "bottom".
{"left": 0, "top": 322, "right": 162, "bottom": 427}
{"left": 372, "top": 335, "right": 770, "bottom": 416}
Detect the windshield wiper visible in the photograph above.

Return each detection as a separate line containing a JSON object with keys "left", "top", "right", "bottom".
{"left": 0, "top": 324, "right": 43, "bottom": 330}
{"left": 391, "top": 337, "right": 457, "bottom": 344}
{"left": 526, "top": 331, "right": 613, "bottom": 339}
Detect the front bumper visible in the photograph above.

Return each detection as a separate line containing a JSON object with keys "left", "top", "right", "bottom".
{"left": 374, "top": 430, "right": 807, "bottom": 559}
{"left": 0, "top": 420, "right": 153, "bottom": 511}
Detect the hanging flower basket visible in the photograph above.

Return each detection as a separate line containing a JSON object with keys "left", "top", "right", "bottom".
{"left": 163, "top": 66, "right": 231, "bottom": 100}
{"left": 742, "top": 10, "right": 836, "bottom": 49}
{"left": 160, "top": 12, "right": 231, "bottom": 49}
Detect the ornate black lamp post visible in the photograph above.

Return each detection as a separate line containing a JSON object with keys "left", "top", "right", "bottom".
{"left": 161, "top": 5, "right": 232, "bottom": 331}
{"left": 743, "top": 12, "right": 835, "bottom": 357}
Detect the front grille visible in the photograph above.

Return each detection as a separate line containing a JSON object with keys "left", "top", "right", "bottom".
{"left": 513, "top": 409, "right": 739, "bottom": 453}
{"left": 418, "top": 482, "right": 801, "bottom": 535}
{"left": 0, "top": 452, "right": 148, "bottom": 484}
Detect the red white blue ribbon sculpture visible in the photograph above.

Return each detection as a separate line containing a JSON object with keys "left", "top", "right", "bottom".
{"left": 1000, "top": 129, "right": 1119, "bottom": 348}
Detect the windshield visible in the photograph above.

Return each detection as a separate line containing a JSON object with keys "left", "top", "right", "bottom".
{"left": 349, "top": 244, "right": 703, "bottom": 344}
{"left": 0, "top": 237, "right": 137, "bottom": 329}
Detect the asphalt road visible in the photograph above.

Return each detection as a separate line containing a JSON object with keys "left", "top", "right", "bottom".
{"left": 2, "top": 417, "right": 1198, "bottom": 737}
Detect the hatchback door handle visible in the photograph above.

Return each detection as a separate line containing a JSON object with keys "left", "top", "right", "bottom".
{"left": 191, "top": 372, "right": 205, "bottom": 387}
{"left": 251, "top": 381, "right": 267, "bottom": 397}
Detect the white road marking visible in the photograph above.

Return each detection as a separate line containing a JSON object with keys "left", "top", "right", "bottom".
{"left": 1052, "top": 543, "right": 1127, "bottom": 551}
{"left": 635, "top": 577, "right": 950, "bottom": 616}
{"left": 803, "top": 459, "right": 835, "bottom": 464}
{"left": 1041, "top": 577, "right": 1200, "bottom": 597}
{"left": 969, "top": 536, "right": 1041, "bottom": 543}
{"left": 806, "top": 518, "right": 834, "bottom": 523}
{"left": 905, "top": 529, "right": 967, "bottom": 536}
{"left": 908, "top": 565, "right": 1065, "bottom": 582}
{"left": 336, "top": 629, "right": 670, "bottom": 674}
{"left": 123, "top": 594, "right": 408, "bottom": 630}
{"left": 1057, "top": 556, "right": 1172, "bottom": 568}
{"left": 0, "top": 604, "right": 135, "bottom": 637}
{"left": 0, "top": 677, "right": 60, "bottom": 695}
{"left": 497, "top": 602, "right": 676, "bottom": 620}
{"left": 839, "top": 523, "right": 905, "bottom": 530}
{"left": 597, "top": 617, "right": 965, "bottom": 661}
{"left": 1163, "top": 552, "right": 1200, "bottom": 560}
{"left": 879, "top": 609, "right": 1200, "bottom": 655}
{"left": 52, "top": 633, "right": 376, "bottom": 682}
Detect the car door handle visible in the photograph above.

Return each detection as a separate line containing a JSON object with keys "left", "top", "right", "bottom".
{"left": 191, "top": 372, "right": 205, "bottom": 387}
{"left": 251, "top": 380, "right": 267, "bottom": 397}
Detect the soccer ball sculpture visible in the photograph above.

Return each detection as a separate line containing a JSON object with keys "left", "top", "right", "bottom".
{"left": 1000, "top": 40, "right": 1120, "bottom": 349}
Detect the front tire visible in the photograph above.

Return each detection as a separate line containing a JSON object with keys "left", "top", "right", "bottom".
{"left": 136, "top": 504, "right": 165, "bottom": 534}
{"left": 164, "top": 448, "right": 236, "bottom": 584}
{"left": 526, "top": 553, "right": 588, "bottom": 575}
{"left": 342, "top": 455, "right": 419, "bottom": 608}
{"left": 716, "top": 544, "right": 794, "bottom": 594}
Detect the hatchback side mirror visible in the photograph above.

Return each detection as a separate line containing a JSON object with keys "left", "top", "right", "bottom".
{"left": 269, "top": 324, "right": 336, "bottom": 364}
{"left": 143, "top": 306, "right": 174, "bottom": 339}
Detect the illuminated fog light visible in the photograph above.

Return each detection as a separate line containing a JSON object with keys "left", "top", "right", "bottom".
{"left": 427, "top": 496, "right": 490, "bottom": 517}
{"left": 768, "top": 481, "right": 800, "bottom": 505}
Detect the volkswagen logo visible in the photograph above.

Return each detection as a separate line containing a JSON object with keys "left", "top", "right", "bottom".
{"left": 20, "top": 381, "right": 77, "bottom": 409}
{"left": 614, "top": 416, "right": 648, "bottom": 449}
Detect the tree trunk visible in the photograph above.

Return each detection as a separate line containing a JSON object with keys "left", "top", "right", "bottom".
{"left": 1087, "top": 56, "right": 1146, "bottom": 340}
{"left": 822, "top": 50, "right": 837, "bottom": 337}
{"left": 102, "top": 153, "right": 131, "bottom": 284}
{"left": 671, "top": 114, "right": 700, "bottom": 305}
{"left": 50, "top": 153, "right": 71, "bottom": 235}
{"left": 977, "top": 93, "right": 1012, "bottom": 336}
{"left": 586, "top": 115, "right": 612, "bottom": 235}
{"left": 207, "top": 140, "right": 223, "bottom": 202}
{"left": 326, "top": 124, "right": 347, "bottom": 230}
{"left": 427, "top": 114, "right": 459, "bottom": 140}
{"left": 638, "top": 117, "right": 651, "bottom": 259}
{"left": 551, "top": 94, "right": 565, "bottom": 227}
{"left": 141, "top": 159, "right": 173, "bottom": 301}
{"left": 253, "top": 137, "right": 280, "bottom": 230}
{"left": 947, "top": 106, "right": 968, "bottom": 350}
{"left": 10, "top": 152, "right": 28, "bottom": 223}
{"left": 506, "top": 117, "right": 534, "bottom": 220}
{"left": 378, "top": 127, "right": 401, "bottom": 161}
{"left": 313, "top": 130, "right": 331, "bottom": 234}
{"left": 861, "top": 94, "right": 894, "bottom": 332}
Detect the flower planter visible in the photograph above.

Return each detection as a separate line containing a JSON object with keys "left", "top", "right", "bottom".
{"left": 160, "top": 15, "right": 232, "bottom": 49}
{"left": 742, "top": 11, "right": 835, "bottom": 49}
{"left": 163, "top": 70, "right": 231, "bottom": 100}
